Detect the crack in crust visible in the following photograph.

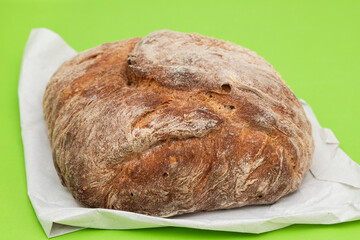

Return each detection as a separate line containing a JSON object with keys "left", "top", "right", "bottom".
{"left": 43, "top": 30, "right": 314, "bottom": 217}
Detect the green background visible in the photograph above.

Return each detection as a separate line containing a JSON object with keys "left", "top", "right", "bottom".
{"left": 1, "top": 0, "right": 359, "bottom": 239}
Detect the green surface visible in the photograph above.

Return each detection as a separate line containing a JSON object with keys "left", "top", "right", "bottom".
{"left": 1, "top": 0, "right": 359, "bottom": 239}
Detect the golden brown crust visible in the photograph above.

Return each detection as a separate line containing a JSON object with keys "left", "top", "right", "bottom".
{"left": 43, "top": 30, "right": 314, "bottom": 217}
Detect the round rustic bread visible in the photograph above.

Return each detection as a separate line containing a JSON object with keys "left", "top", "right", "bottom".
{"left": 43, "top": 30, "right": 314, "bottom": 217}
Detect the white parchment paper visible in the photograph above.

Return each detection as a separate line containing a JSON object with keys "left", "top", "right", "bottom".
{"left": 18, "top": 28, "right": 360, "bottom": 238}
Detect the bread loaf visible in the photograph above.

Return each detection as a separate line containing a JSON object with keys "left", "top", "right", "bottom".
{"left": 43, "top": 30, "right": 314, "bottom": 217}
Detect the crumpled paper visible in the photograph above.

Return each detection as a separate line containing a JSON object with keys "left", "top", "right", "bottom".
{"left": 18, "top": 28, "right": 360, "bottom": 238}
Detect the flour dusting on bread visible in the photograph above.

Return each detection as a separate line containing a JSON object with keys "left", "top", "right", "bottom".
{"left": 43, "top": 30, "right": 314, "bottom": 217}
